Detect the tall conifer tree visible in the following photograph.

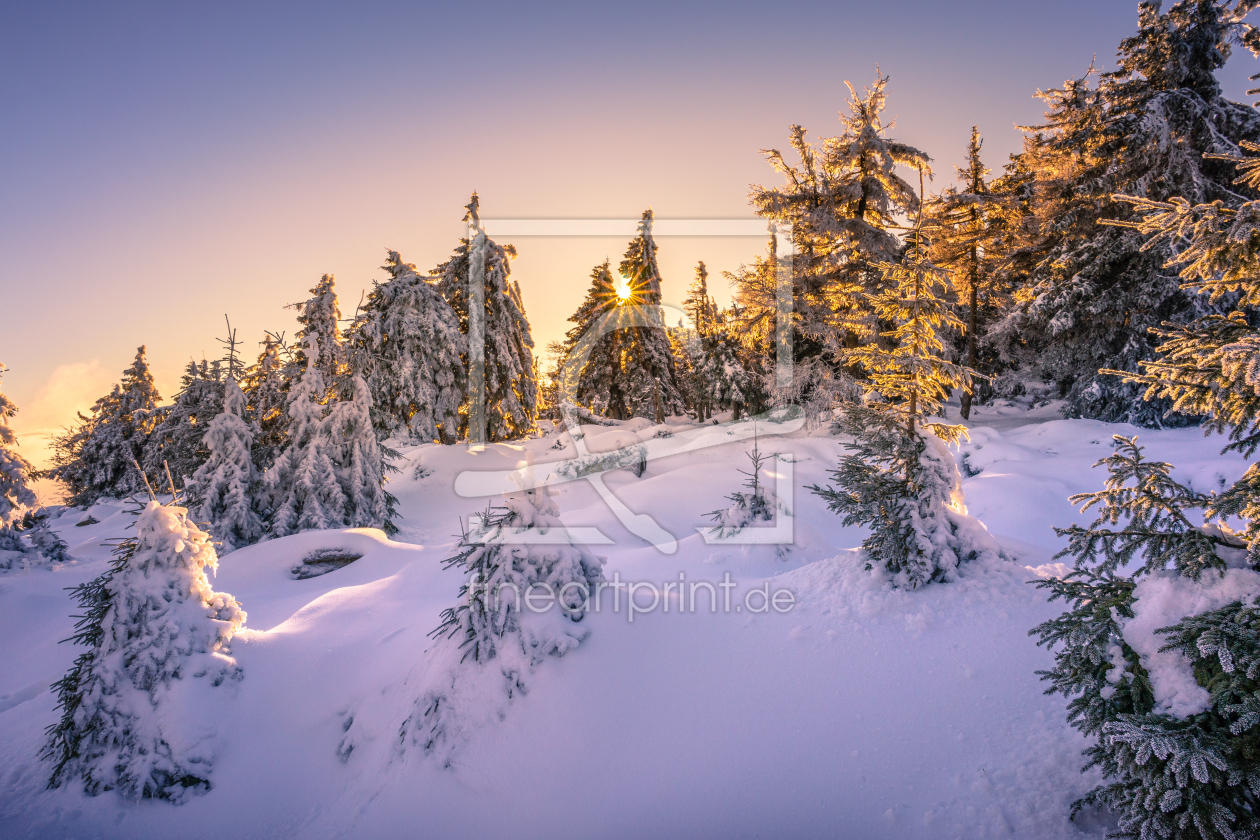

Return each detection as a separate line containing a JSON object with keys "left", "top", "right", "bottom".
{"left": 0, "top": 364, "right": 37, "bottom": 526}
{"left": 348, "top": 250, "right": 464, "bottom": 444}
{"left": 992, "top": 0, "right": 1260, "bottom": 425}
{"left": 927, "top": 127, "right": 1004, "bottom": 419}
{"left": 50, "top": 347, "right": 162, "bottom": 507}
{"left": 185, "top": 377, "right": 264, "bottom": 553}
{"left": 615, "top": 209, "right": 686, "bottom": 419}
{"left": 241, "top": 333, "right": 290, "bottom": 474}
{"left": 751, "top": 72, "right": 931, "bottom": 362}
{"left": 434, "top": 194, "right": 538, "bottom": 442}
{"left": 142, "top": 359, "right": 224, "bottom": 487}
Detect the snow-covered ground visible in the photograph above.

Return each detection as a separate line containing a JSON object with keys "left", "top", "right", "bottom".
{"left": 0, "top": 401, "right": 1249, "bottom": 840}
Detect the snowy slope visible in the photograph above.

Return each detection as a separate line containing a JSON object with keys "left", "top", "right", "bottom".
{"left": 0, "top": 403, "right": 1248, "bottom": 840}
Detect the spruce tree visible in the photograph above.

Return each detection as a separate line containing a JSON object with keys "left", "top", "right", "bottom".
{"left": 1031, "top": 437, "right": 1256, "bottom": 838}
{"left": 414, "top": 483, "right": 604, "bottom": 756}
{"left": 347, "top": 250, "right": 464, "bottom": 444}
{"left": 42, "top": 497, "right": 246, "bottom": 802}
{"left": 49, "top": 347, "right": 162, "bottom": 507}
{"left": 683, "top": 261, "right": 719, "bottom": 337}
{"left": 185, "top": 377, "right": 264, "bottom": 553}
{"left": 667, "top": 323, "right": 707, "bottom": 420}
{"left": 142, "top": 359, "right": 224, "bottom": 489}
{"left": 848, "top": 229, "right": 974, "bottom": 436}
{"left": 707, "top": 439, "right": 782, "bottom": 537}
{"left": 750, "top": 71, "right": 931, "bottom": 362}
{"left": 288, "top": 274, "right": 346, "bottom": 393}
{"left": 926, "top": 127, "right": 1005, "bottom": 419}
{"left": 993, "top": 0, "right": 1260, "bottom": 425}
{"left": 614, "top": 209, "right": 686, "bottom": 419}
{"left": 434, "top": 194, "right": 537, "bottom": 442}
{"left": 811, "top": 405, "right": 1006, "bottom": 588}
{"left": 262, "top": 330, "right": 347, "bottom": 537}
{"left": 263, "top": 278, "right": 350, "bottom": 535}
{"left": 264, "top": 279, "right": 396, "bottom": 536}
{"left": 323, "top": 374, "right": 397, "bottom": 534}
{"left": 1031, "top": 136, "right": 1260, "bottom": 839}
{"left": 810, "top": 177, "right": 999, "bottom": 587}
{"left": 0, "top": 364, "right": 37, "bottom": 526}
{"left": 241, "top": 332, "right": 290, "bottom": 474}
{"left": 698, "top": 329, "right": 754, "bottom": 420}
{"left": 563, "top": 260, "right": 632, "bottom": 419}
{"left": 19, "top": 508, "right": 72, "bottom": 565}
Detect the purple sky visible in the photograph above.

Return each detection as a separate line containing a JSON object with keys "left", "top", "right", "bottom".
{"left": 3, "top": 1, "right": 1258, "bottom": 463}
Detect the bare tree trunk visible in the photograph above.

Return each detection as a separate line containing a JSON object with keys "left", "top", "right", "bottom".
{"left": 653, "top": 381, "right": 664, "bottom": 424}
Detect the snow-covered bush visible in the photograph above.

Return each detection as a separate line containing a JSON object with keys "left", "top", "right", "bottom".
{"left": 810, "top": 405, "right": 1005, "bottom": 587}
{"left": 0, "top": 509, "right": 71, "bottom": 571}
{"left": 42, "top": 499, "right": 246, "bottom": 802}
{"left": 404, "top": 483, "right": 604, "bottom": 760}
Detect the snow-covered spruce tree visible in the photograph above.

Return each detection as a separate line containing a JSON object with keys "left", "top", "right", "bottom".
{"left": 49, "top": 347, "right": 162, "bottom": 507}
{"left": 184, "top": 377, "right": 264, "bottom": 553}
{"left": 42, "top": 497, "right": 246, "bottom": 802}
{"left": 323, "top": 373, "right": 397, "bottom": 534}
{"left": 347, "top": 250, "right": 464, "bottom": 444}
{"left": 925, "top": 126, "right": 1007, "bottom": 419}
{"left": 19, "top": 508, "right": 71, "bottom": 565}
{"left": 286, "top": 273, "right": 346, "bottom": 393}
{"left": 563, "top": 260, "right": 630, "bottom": 419}
{"left": 810, "top": 405, "right": 1005, "bottom": 587}
{"left": 810, "top": 200, "right": 1002, "bottom": 587}
{"left": 409, "top": 483, "right": 604, "bottom": 758}
{"left": 263, "top": 278, "right": 351, "bottom": 536}
{"left": 142, "top": 359, "right": 224, "bottom": 489}
{"left": 1029, "top": 139, "right": 1260, "bottom": 838}
{"left": 536, "top": 340, "right": 568, "bottom": 423}
{"left": 707, "top": 438, "right": 785, "bottom": 538}
{"left": 0, "top": 364, "right": 37, "bottom": 526}
{"left": 241, "top": 332, "right": 290, "bottom": 474}
{"left": 750, "top": 71, "right": 930, "bottom": 365}
{"left": 698, "top": 329, "right": 754, "bottom": 421}
{"left": 667, "top": 323, "right": 707, "bottom": 420}
{"left": 262, "top": 331, "right": 347, "bottom": 537}
{"left": 433, "top": 194, "right": 537, "bottom": 442}
{"left": 1030, "top": 437, "right": 1259, "bottom": 839}
{"left": 991, "top": 0, "right": 1260, "bottom": 426}
{"left": 264, "top": 278, "right": 397, "bottom": 537}
{"left": 684, "top": 261, "right": 720, "bottom": 338}
{"left": 848, "top": 218, "right": 975, "bottom": 437}
{"left": 615, "top": 209, "right": 686, "bottom": 420}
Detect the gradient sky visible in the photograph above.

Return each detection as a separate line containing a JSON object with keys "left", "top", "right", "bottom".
{"left": 3, "top": 0, "right": 1259, "bottom": 465}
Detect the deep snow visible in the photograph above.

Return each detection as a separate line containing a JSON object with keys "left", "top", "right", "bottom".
{"left": 0, "top": 400, "right": 1250, "bottom": 839}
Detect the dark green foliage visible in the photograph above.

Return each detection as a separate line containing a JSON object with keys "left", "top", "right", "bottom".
{"left": 1031, "top": 569, "right": 1155, "bottom": 739}
{"left": 1056, "top": 436, "right": 1235, "bottom": 580}
{"left": 1032, "top": 434, "right": 1260, "bottom": 838}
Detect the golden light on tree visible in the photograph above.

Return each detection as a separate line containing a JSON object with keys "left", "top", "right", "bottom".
{"left": 612, "top": 272, "right": 634, "bottom": 303}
